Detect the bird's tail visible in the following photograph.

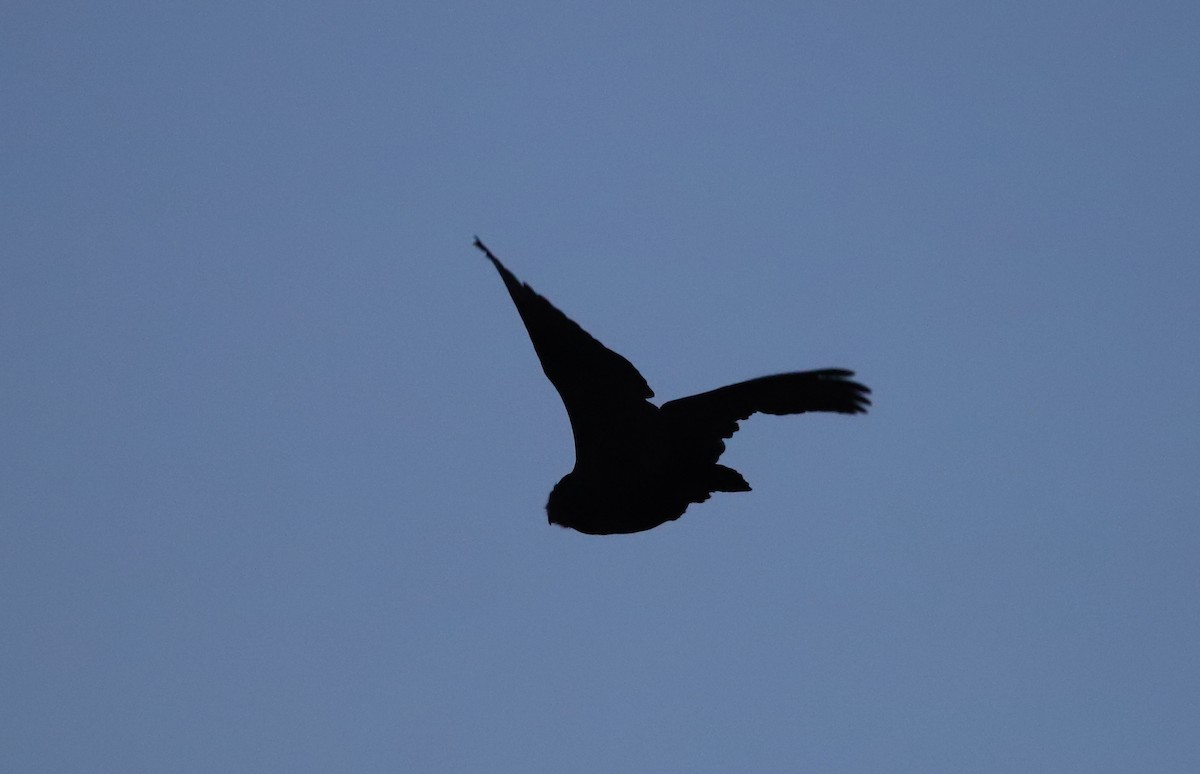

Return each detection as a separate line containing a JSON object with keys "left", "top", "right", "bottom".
{"left": 710, "top": 464, "right": 751, "bottom": 492}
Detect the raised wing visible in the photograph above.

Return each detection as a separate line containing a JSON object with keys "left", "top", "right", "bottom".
{"left": 476, "top": 238, "right": 656, "bottom": 463}
{"left": 660, "top": 369, "right": 871, "bottom": 464}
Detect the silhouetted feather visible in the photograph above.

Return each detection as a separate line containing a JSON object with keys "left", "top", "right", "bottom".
{"left": 476, "top": 238, "right": 869, "bottom": 535}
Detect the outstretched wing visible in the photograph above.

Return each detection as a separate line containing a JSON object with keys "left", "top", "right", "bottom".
{"left": 660, "top": 369, "right": 871, "bottom": 464}
{"left": 476, "top": 238, "right": 656, "bottom": 463}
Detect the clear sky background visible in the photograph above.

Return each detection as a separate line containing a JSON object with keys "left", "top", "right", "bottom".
{"left": 4, "top": 2, "right": 1198, "bottom": 772}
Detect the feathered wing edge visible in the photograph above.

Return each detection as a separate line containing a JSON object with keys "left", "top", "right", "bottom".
{"left": 475, "top": 238, "right": 662, "bottom": 467}
{"left": 474, "top": 237, "right": 653, "bottom": 402}
{"left": 660, "top": 369, "right": 871, "bottom": 465}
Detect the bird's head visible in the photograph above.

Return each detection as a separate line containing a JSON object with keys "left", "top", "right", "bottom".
{"left": 545, "top": 471, "right": 582, "bottom": 529}
{"left": 547, "top": 471, "right": 644, "bottom": 535}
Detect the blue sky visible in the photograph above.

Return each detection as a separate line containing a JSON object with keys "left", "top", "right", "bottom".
{"left": 3, "top": 2, "right": 1198, "bottom": 771}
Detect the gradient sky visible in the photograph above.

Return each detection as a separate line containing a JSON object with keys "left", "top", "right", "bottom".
{"left": 4, "top": 2, "right": 1199, "bottom": 772}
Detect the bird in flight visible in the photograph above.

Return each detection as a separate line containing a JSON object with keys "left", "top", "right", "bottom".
{"left": 475, "top": 237, "right": 870, "bottom": 535}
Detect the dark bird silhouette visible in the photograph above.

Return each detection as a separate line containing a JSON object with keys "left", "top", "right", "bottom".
{"left": 475, "top": 237, "right": 870, "bottom": 535}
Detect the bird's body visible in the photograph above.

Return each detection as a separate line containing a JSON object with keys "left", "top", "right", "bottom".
{"left": 475, "top": 238, "right": 869, "bottom": 535}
